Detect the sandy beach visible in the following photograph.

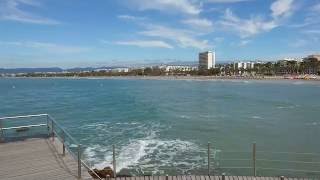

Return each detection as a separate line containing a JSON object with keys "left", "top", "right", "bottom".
{"left": 6, "top": 75, "right": 320, "bottom": 83}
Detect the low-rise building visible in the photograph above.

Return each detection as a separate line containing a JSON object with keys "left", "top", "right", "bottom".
{"left": 164, "top": 65, "right": 197, "bottom": 72}
{"left": 112, "top": 68, "right": 129, "bottom": 73}
{"left": 233, "top": 61, "right": 255, "bottom": 69}
{"left": 304, "top": 54, "right": 320, "bottom": 62}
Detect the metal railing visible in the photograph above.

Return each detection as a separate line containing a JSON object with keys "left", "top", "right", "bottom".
{"left": 2, "top": 114, "right": 320, "bottom": 178}
{"left": 212, "top": 143, "right": 320, "bottom": 178}
{"left": 108, "top": 142, "right": 320, "bottom": 178}
{"left": 0, "top": 114, "right": 102, "bottom": 180}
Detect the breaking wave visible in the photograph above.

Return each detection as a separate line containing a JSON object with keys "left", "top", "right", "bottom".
{"left": 83, "top": 133, "right": 207, "bottom": 174}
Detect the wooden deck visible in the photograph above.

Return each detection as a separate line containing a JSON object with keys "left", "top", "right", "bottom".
{"left": 110, "top": 176, "right": 314, "bottom": 180}
{"left": 0, "top": 138, "right": 314, "bottom": 180}
{"left": 0, "top": 138, "right": 91, "bottom": 180}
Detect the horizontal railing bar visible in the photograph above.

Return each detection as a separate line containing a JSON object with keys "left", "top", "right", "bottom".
{"left": 257, "top": 159, "right": 320, "bottom": 164}
{"left": 81, "top": 160, "right": 103, "bottom": 180}
{"left": 0, "top": 114, "right": 48, "bottom": 120}
{"left": 257, "top": 167, "right": 320, "bottom": 173}
{"left": 217, "top": 158, "right": 252, "bottom": 161}
{"left": 51, "top": 130, "right": 78, "bottom": 161}
{"left": 256, "top": 151, "right": 320, "bottom": 156}
{"left": 1, "top": 124, "right": 47, "bottom": 130}
{"left": 48, "top": 115, "right": 79, "bottom": 145}
{"left": 216, "top": 166, "right": 253, "bottom": 169}
{"left": 219, "top": 151, "right": 251, "bottom": 153}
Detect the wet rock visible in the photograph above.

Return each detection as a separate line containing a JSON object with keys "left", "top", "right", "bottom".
{"left": 117, "top": 168, "right": 132, "bottom": 177}
{"left": 88, "top": 167, "right": 114, "bottom": 179}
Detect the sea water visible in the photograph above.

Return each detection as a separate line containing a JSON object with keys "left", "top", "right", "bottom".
{"left": 1, "top": 78, "right": 320, "bottom": 177}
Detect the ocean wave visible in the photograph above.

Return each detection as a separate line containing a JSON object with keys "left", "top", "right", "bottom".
{"left": 179, "top": 115, "right": 191, "bottom": 119}
{"left": 276, "top": 104, "right": 300, "bottom": 109}
{"left": 251, "top": 116, "right": 263, "bottom": 119}
{"left": 306, "top": 122, "right": 320, "bottom": 126}
{"left": 83, "top": 134, "right": 205, "bottom": 174}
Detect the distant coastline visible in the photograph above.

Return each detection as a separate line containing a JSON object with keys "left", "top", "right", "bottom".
{"left": 3, "top": 75, "right": 320, "bottom": 82}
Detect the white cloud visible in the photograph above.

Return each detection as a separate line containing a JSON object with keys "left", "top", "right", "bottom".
{"left": 117, "top": 15, "right": 146, "bottom": 21}
{"left": 239, "top": 39, "right": 251, "bottom": 46}
{"left": 219, "top": 9, "right": 278, "bottom": 38}
{"left": 126, "top": 0, "right": 201, "bottom": 15}
{"left": 139, "top": 24, "right": 211, "bottom": 50}
{"left": 181, "top": 18, "right": 213, "bottom": 30}
{"left": 290, "top": 39, "right": 307, "bottom": 48}
{"left": 290, "top": 2, "right": 320, "bottom": 28}
{"left": 218, "top": 0, "right": 295, "bottom": 38}
{"left": 206, "top": 0, "right": 252, "bottom": 3}
{"left": 114, "top": 40, "right": 174, "bottom": 49}
{"left": 271, "top": 0, "right": 294, "bottom": 19}
{"left": 311, "top": 2, "right": 320, "bottom": 12}
{"left": 0, "top": 0, "right": 60, "bottom": 25}
{"left": 302, "top": 30, "right": 320, "bottom": 34}
{"left": 0, "top": 41, "right": 90, "bottom": 53}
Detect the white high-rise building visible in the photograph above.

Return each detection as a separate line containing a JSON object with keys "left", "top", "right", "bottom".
{"left": 199, "top": 51, "right": 215, "bottom": 70}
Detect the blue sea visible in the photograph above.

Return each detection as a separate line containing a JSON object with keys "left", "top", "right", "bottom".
{"left": 1, "top": 78, "right": 320, "bottom": 177}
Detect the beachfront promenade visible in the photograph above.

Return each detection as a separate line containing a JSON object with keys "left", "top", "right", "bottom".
{"left": 0, "top": 114, "right": 317, "bottom": 180}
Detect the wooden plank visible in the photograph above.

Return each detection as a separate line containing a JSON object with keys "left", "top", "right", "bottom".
{"left": 159, "top": 176, "right": 167, "bottom": 180}
{"left": 176, "top": 175, "right": 182, "bottom": 180}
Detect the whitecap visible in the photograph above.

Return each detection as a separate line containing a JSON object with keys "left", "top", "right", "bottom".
{"left": 87, "top": 136, "right": 203, "bottom": 173}
{"left": 306, "top": 122, "right": 319, "bottom": 126}
{"left": 251, "top": 116, "right": 263, "bottom": 119}
{"left": 180, "top": 115, "right": 191, "bottom": 119}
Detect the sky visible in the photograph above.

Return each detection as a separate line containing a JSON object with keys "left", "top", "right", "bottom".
{"left": 0, "top": 0, "right": 320, "bottom": 68}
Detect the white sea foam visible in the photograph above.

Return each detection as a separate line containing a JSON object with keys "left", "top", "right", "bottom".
{"left": 276, "top": 104, "right": 300, "bottom": 109}
{"left": 179, "top": 115, "right": 191, "bottom": 119}
{"left": 292, "top": 81, "right": 305, "bottom": 85}
{"left": 84, "top": 134, "right": 203, "bottom": 173}
{"left": 306, "top": 122, "right": 320, "bottom": 126}
{"left": 251, "top": 116, "right": 263, "bottom": 119}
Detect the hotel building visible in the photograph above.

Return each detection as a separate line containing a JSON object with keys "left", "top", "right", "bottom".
{"left": 199, "top": 51, "right": 215, "bottom": 70}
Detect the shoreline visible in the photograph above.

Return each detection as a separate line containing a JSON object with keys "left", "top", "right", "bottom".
{"left": 2, "top": 75, "right": 320, "bottom": 82}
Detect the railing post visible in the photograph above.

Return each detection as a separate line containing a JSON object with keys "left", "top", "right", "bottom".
{"left": 62, "top": 131, "right": 65, "bottom": 156}
{"left": 0, "top": 119, "right": 3, "bottom": 142}
{"left": 78, "top": 144, "right": 82, "bottom": 179}
{"left": 207, "top": 142, "right": 210, "bottom": 176}
{"left": 0, "top": 128, "right": 3, "bottom": 142}
{"left": 166, "top": 175, "right": 168, "bottom": 180}
{"left": 280, "top": 176, "right": 284, "bottom": 180}
{"left": 51, "top": 119, "right": 54, "bottom": 141}
{"left": 46, "top": 114, "right": 50, "bottom": 136}
{"left": 253, "top": 142, "right": 256, "bottom": 177}
{"left": 113, "top": 144, "right": 117, "bottom": 178}
{"left": 222, "top": 173, "right": 225, "bottom": 180}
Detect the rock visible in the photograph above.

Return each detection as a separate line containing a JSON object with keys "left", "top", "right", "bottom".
{"left": 117, "top": 168, "right": 132, "bottom": 177}
{"left": 88, "top": 167, "right": 114, "bottom": 179}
